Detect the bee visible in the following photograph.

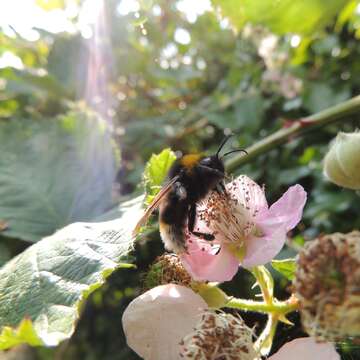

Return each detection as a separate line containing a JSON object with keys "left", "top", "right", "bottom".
{"left": 133, "top": 136, "right": 247, "bottom": 253}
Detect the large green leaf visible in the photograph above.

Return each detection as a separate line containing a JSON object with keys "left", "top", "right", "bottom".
{"left": 1, "top": 67, "right": 69, "bottom": 99}
{"left": 0, "top": 109, "right": 117, "bottom": 242}
{"left": 212, "top": 0, "right": 349, "bottom": 35}
{"left": 0, "top": 196, "right": 142, "bottom": 349}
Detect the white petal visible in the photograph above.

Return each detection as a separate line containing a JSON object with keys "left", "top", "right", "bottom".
{"left": 122, "top": 284, "right": 208, "bottom": 360}
{"left": 269, "top": 337, "right": 340, "bottom": 360}
{"left": 227, "top": 175, "right": 268, "bottom": 216}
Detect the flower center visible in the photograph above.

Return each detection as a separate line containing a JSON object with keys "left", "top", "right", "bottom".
{"left": 198, "top": 189, "right": 260, "bottom": 251}
{"left": 180, "top": 310, "right": 256, "bottom": 359}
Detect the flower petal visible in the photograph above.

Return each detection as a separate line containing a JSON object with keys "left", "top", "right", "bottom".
{"left": 261, "top": 184, "right": 307, "bottom": 231}
{"left": 241, "top": 225, "right": 287, "bottom": 268}
{"left": 180, "top": 239, "right": 239, "bottom": 282}
{"left": 242, "top": 185, "right": 306, "bottom": 267}
{"left": 228, "top": 175, "right": 268, "bottom": 215}
{"left": 122, "top": 284, "right": 208, "bottom": 360}
{"left": 269, "top": 337, "right": 340, "bottom": 360}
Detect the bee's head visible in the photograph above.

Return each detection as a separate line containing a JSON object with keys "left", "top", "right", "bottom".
{"left": 197, "top": 135, "right": 247, "bottom": 180}
{"left": 199, "top": 155, "right": 225, "bottom": 175}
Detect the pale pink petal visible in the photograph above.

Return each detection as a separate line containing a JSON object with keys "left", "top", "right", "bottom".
{"left": 180, "top": 239, "right": 239, "bottom": 282}
{"left": 259, "top": 184, "right": 307, "bottom": 231}
{"left": 269, "top": 337, "right": 340, "bottom": 360}
{"left": 122, "top": 284, "right": 208, "bottom": 360}
{"left": 241, "top": 185, "right": 307, "bottom": 267}
{"left": 228, "top": 175, "right": 268, "bottom": 215}
{"left": 241, "top": 225, "right": 287, "bottom": 268}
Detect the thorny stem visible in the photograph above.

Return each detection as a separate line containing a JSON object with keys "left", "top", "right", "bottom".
{"left": 225, "top": 296, "right": 299, "bottom": 315}
{"left": 224, "top": 266, "right": 300, "bottom": 356}
{"left": 225, "top": 95, "right": 360, "bottom": 172}
{"left": 224, "top": 266, "right": 299, "bottom": 315}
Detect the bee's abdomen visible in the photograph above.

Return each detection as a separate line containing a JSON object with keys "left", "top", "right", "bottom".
{"left": 159, "top": 221, "right": 186, "bottom": 253}
{"left": 159, "top": 198, "right": 188, "bottom": 253}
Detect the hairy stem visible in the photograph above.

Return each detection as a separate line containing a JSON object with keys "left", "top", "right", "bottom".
{"left": 225, "top": 296, "right": 299, "bottom": 315}
{"left": 225, "top": 95, "right": 360, "bottom": 172}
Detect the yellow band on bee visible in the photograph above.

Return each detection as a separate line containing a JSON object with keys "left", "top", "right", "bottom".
{"left": 180, "top": 154, "right": 202, "bottom": 169}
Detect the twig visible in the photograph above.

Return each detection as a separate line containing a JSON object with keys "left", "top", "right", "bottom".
{"left": 225, "top": 95, "right": 360, "bottom": 172}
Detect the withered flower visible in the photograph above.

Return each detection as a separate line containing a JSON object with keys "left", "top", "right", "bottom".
{"left": 144, "top": 254, "right": 193, "bottom": 290}
{"left": 294, "top": 231, "right": 360, "bottom": 340}
{"left": 180, "top": 310, "right": 257, "bottom": 360}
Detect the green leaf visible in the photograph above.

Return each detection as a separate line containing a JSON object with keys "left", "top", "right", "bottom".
{"left": 1, "top": 67, "right": 69, "bottom": 98}
{"left": 35, "top": 0, "right": 66, "bottom": 11}
{"left": 0, "top": 319, "right": 43, "bottom": 350}
{"left": 143, "top": 148, "right": 177, "bottom": 204}
{"left": 271, "top": 258, "right": 297, "bottom": 280}
{"left": 0, "top": 109, "right": 117, "bottom": 242}
{"left": 47, "top": 35, "right": 85, "bottom": 93}
{"left": 132, "top": 16, "right": 148, "bottom": 27}
{"left": 0, "top": 243, "right": 11, "bottom": 267}
{"left": 234, "top": 95, "right": 264, "bottom": 132}
{"left": 0, "top": 197, "right": 143, "bottom": 348}
{"left": 212, "top": 0, "right": 349, "bottom": 35}
{"left": 303, "top": 82, "right": 351, "bottom": 113}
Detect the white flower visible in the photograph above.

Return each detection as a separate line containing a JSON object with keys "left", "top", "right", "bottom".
{"left": 122, "top": 284, "right": 207, "bottom": 360}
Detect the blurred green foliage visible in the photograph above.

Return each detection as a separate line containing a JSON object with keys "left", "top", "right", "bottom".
{"left": 1, "top": 0, "right": 360, "bottom": 358}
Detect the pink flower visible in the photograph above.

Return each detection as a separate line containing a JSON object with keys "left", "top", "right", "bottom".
{"left": 122, "top": 284, "right": 207, "bottom": 360}
{"left": 269, "top": 337, "right": 339, "bottom": 360}
{"left": 180, "top": 175, "right": 307, "bottom": 282}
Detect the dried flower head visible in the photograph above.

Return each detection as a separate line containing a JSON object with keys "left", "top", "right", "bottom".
{"left": 180, "top": 310, "right": 257, "bottom": 360}
{"left": 294, "top": 231, "right": 360, "bottom": 340}
{"left": 143, "top": 254, "right": 193, "bottom": 290}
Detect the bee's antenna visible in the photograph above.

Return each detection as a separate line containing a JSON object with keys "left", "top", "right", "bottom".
{"left": 221, "top": 149, "right": 248, "bottom": 158}
{"left": 216, "top": 135, "right": 233, "bottom": 158}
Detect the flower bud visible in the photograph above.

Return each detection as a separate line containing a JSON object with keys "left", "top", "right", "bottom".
{"left": 180, "top": 310, "right": 257, "bottom": 359}
{"left": 143, "top": 254, "right": 192, "bottom": 289}
{"left": 293, "top": 231, "right": 360, "bottom": 340}
{"left": 324, "top": 131, "right": 360, "bottom": 190}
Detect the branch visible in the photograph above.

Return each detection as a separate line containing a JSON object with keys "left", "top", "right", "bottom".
{"left": 225, "top": 95, "right": 360, "bottom": 172}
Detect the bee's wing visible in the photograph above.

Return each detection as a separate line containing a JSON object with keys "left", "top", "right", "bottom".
{"left": 132, "top": 175, "right": 180, "bottom": 236}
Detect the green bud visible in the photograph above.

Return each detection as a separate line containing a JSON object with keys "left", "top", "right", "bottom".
{"left": 324, "top": 131, "right": 360, "bottom": 190}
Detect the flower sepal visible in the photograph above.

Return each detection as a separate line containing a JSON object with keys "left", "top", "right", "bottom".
{"left": 193, "top": 282, "right": 230, "bottom": 308}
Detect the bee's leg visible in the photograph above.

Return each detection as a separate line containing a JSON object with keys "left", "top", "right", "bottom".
{"left": 215, "top": 181, "right": 227, "bottom": 195}
{"left": 188, "top": 203, "right": 214, "bottom": 241}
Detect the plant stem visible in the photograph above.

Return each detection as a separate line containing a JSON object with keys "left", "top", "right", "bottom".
{"left": 255, "top": 314, "right": 279, "bottom": 356}
{"left": 225, "top": 296, "right": 299, "bottom": 315}
{"left": 251, "top": 266, "right": 273, "bottom": 305}
{"left": 225, "top": 95, "right": 360, "bottom": 172}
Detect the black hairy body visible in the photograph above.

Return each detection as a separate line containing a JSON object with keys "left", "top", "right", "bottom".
{"left": 132, "top": 135, "right": 246, "bottom": 253}
{"left": 159, "top": 153, "right": 225, "bottom": 253}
